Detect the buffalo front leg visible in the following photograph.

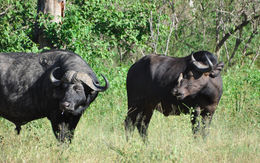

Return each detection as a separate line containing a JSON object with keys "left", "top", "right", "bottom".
{"left": 15, "top": 124, "right": 22, "bottom": 135}
{"left": 49, "top": 111, "right": 81, "bottom": 143}
{"left": 201, "top": 110, "right": 214, "bottom": 138}
{"left": 191, "top": 107, "right": 201, "bottom": 137}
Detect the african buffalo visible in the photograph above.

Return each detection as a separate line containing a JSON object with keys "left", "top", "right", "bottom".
{"left": 0, "top": 50, "right": 109, "bottom": 142}
{"left": 125, "top": 51, "right": 224, "bottom": 141}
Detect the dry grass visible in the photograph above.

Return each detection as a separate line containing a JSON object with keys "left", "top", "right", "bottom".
{"left": 0, "top": 106, "right": 259, "bottom": 162}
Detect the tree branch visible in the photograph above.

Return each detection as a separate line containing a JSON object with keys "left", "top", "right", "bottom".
{"left": 164, "top": 1, "right": 176, "bottom": 56}
{"left": 164, "top": 14, "right": 175, "bottom": 56}
{"left": 243, "top": 26, "right": 258, "bottom": 56}
{"left": 149, "top": 11, "right": 157, "bottom": 53}
{"left": 228, "top": 29, "right": 242, "bottom": 67}
{"left": 251, "top": 52, "right": 259, "bottom": 68}
{"left": 0, "top": 5, "right": 12, "bottom": 17}
{"left": 215, "top": 15, "right": 260, "bottom": 53}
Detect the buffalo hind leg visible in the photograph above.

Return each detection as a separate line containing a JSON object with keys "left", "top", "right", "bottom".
{"left": 136, "top": 110, "right": 153, "bottom": 143}
{"left": 135, "top": 103, "right": 155, "bottom": 142}
{"left": 125, "top": 103, "right": 155, "bottom": 142}
{"left": 124, "top": 106, "right": 142, "bottom": 141}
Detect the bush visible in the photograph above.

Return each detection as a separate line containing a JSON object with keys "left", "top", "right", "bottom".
{"left": 0, "top": 0, "right": 38, "bottom": 52}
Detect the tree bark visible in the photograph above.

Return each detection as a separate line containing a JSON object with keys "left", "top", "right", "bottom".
{"left": 35, "top": 0, "right": 65, "bottom": 48}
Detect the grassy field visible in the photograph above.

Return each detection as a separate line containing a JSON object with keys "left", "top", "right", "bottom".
{"left": 0, "top": 64, "right": 259, "bottom": 162}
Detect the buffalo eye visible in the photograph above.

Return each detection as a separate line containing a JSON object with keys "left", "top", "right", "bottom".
{"left": 62, "top": 83, "right": 69, "bottom": 88}
{"left": 73, "top": 85, "right": 82, "bottom": 92}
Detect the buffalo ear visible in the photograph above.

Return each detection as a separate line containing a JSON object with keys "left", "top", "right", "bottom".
{"left": 210, "top": 62, "right": 224, "bottom": 78}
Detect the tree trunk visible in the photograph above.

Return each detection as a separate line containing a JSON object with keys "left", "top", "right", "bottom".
{"left": 35, "top": 0, "right": 65, "bottom": 48}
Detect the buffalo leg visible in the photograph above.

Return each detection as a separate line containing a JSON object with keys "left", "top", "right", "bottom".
{"left": 191, "top": 107, "right": 201, "bottom": 137}
{"left": 201, "top": 110, "right": 214, "bottom": 138}
{"left": 135, "top": 103, "right": 155, "bottom": 142}
{"left": 49, "top": 111, "right": 81, "bottom": 143}
{"left": 125, "top": 102, "right": 155, "bottom": 142}
{"left": 15, "top": 125, "right": 21, "bottom": 135}
{"left": 161, "top": 101, "right": 172, "bottom": 116}
{"left": 136, "top": 110, "right": 153, "bottom": 142}
{"left": 124, "top": 106, "right": 142, "bottom": 141}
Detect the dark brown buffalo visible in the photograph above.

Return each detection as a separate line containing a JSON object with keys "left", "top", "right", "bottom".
{"left": 124, "top": 51, "right": 224, "bottom": 141}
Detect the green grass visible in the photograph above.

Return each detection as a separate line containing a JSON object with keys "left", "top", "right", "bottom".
{"left": 0, "top": 64, "right": 259, "bottom": 162}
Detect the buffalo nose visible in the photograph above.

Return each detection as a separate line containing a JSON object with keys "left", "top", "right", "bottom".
{"left": 172, "top": 88, "right": 178, "bottom": 95}
{"left": 173, "top": 89, "right": 184, "bottom": 99}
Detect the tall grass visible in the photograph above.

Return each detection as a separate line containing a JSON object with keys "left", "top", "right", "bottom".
{"left": 0, "top": 64, "right": 259, "bottom": 162}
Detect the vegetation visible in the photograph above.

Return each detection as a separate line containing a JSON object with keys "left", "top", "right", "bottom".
{"left": 0, "top": 0, "right": 259, "bottom": 162}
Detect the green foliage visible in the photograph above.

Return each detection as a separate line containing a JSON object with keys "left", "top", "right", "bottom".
{"left": 0, "top": 0, "right": 38, "bottom": 52}
{"left": 0, "top": 0, "right": 259, "bottom": 66}
{"left": 220, "top": 64, "right": 260, "bottom": 127}
{"left": 36, "top": 0, "right": 153, "bottom": 65}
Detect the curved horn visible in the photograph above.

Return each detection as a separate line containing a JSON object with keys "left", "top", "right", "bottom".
{"left": 177, "top": 73, "right": 183, "bottom": 86}
{"left": 50, "top": 67, "right": 61, "bottom": 86}
{"left": 205, "top": 55, "right": 213, "bottom": 71}
{"left": 191, "top": 54, "right": 213, "bottom": 72}
{"left": 75, "top": 73, "right": 109, "bottom": 92}
{"left": 93, "top": 74, "right": 109, "bottom": 92}
{"left": 63, "top": 70, "right": 77, "bottom": 82}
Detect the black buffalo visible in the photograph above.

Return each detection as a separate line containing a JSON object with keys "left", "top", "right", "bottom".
{"left": 0, "top": 50, "right": 109, "bottom": 142}
{"left": 125, "top": 51, "right": 224, "bottom": 141}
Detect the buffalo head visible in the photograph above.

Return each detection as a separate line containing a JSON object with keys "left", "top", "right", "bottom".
{"left": 173, "top": 53, "right": 224, "bottom": 100}
{"left": 49, "top": 67, "right": 109, "bottom": 115}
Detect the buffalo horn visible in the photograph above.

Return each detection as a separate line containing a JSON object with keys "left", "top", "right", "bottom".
{"left": 63, "top": 70, "right": 77, "bottom": 83}
{"left": 75, "top": 72, "right": 109, "bottom": 92}
{"left": 50, "top": 67, "right": 61, "bottom": 86}
{"left": 177, "top": 73, "right": 183, "bottom": 86}
{"left": 191, "top": 54, "right": 213, "bottom": 72}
